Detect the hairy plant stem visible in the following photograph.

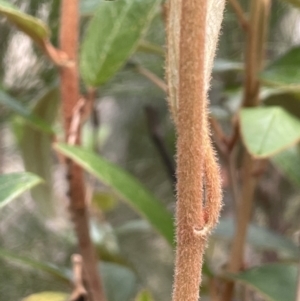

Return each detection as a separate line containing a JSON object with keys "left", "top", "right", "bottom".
{"left": 59, "top": 1, "right": 106, "bottom": 300}
{"left": 223, "top": 0, "right": 270, "bottom": 299}
{"left": 172, "top": 1, "right": 208, "bottom": 301}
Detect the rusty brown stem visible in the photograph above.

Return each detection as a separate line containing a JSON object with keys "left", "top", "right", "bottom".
{"left": 59, "top": 1, "right": 106, "bottom": 301}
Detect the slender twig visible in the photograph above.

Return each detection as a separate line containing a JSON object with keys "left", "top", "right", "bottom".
{"left": 223, "top": 0, "right": 271, "bottom": 299}
{"left": 69, "top": 254, "right": 87, "bottom": 301}
{"left": 227, "top": 0, "right": 249, "bottom": 31}
{"left": 223, "top": 153, "right": 258, "bottom": 300}
{"left": 210, "top": 116, "right": 230, "bottom": 147}
{"left": 137, "top": 40, "right": 165, "bottom": 56}
{"left": 135, "top": 65, "right": 168, "bottom": 92}
{"left": 228, "top": 149, "right": 240, "bottom": 209}
{"left": 59, "top": 1, "right": 106, "bottom": 301}
{"left": 144, "top": 106, "right": 176, "bottom": 185}
{"left": 41, "top": 40, "right": 71, "bottom": 67}
{"left": 209, "top": 278, "right": 220, "bottom": 301}
{"left": 210, "top": 117, "right": 240, "bottom": 212}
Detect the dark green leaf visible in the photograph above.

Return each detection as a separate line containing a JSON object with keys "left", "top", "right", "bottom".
{"left": 80, "top": 0, "right": 161, "bottom": 86}
{"left": 12, "top": 88, "right": 60, "bottom": 217}
{"left": 272, "top": 145, "right": 300, "bottom": 188}
{"left": 0, "top": 89, "right": 53, "bottom": 134}
{"left": 240, "top": 106, "right": 300, "bottom": 158}
{"left": 213, "top": 218, "right": 299, "bottom": 259}
{"left": 22, "top": 292, "right": 69, "bottom": 301}
{"left": 261, "top": 46, "right": 300, "bottom": 88}
{"left": 55, "top": 144, "right": 174, "bottom": 245}
{"left": 0, "top": 173, "right": 42, "bottom": 209}
{"left": 264, "top": 90, "right": 300, "bottom": 120}
{"left": 0, "top": 0, "right": 49, "bottom": 45}
{"left": 227, "top": 263, "right": 298, "bottom": 301}
{"left": 278, "top": 0, "right": 300, "bottom": 9}
{"left": 0, "top": 248, "right": 70, "bottom": 283}
{"left": 100, "top": 262, "right": 137, "bottom": 301}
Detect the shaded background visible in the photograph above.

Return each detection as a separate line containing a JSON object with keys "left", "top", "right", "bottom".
{"left": 0, "top": 0, "right": 300, "bottom": 300}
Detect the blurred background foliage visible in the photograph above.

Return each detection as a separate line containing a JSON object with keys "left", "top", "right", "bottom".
{"left": 0, "top": 0, "right": 300, "bottom": 301}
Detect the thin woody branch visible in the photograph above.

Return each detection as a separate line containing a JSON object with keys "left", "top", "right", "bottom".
{"left": 223, "top": 0, "right": 271, "bottom": 299}
{"left": 227, "top": 0, "right": 249, "bottom": 31}
{"left": 59, "top": 1, "right": 106, "bottom": 301}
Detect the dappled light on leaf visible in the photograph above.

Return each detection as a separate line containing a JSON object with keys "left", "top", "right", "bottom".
{"left": 0, "top": 173, "right": 42, "bottom": 209}
{"left": 240, "top": 106, "right": 300, "bottom": 158}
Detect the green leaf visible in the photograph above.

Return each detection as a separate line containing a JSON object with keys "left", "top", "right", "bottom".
{"left": 227, "top": 263, "right": 298, "bottom": 301}
{"left": 80, "top": 0, "right": 102, "bottom": 16}
{"left": 90, "top": 221, "right": 129, "bottom": 266}
{"left": 12, "top": 88, "right": 60, "bottom": 216}
{"left": 22, "top": 292, "right": 69, "bottom": 301}
{"left": 115, "top": 220, "right": 152, "bottom": 236}
{"left": 80, "top": 0, "right": 161, "bottom": 86}
{"left": 278, "top": 0, "right": 300, "bottom": 9}
{"left": 0, "top": 0, "right": 49, "bottom": 45}
{"left": 0, "top": 248, "right": 70, "bottom": 283}
{"left": 272, "top": 146, "right": 300, "bottom": 188}
{"left": 92, "top": 191, "right": 118, "bottom": 212}
{"left": 135, "top": 290, "right": 154, "bottom": 301}
{"left": 0, "top": 89, "right": 53, "bottom": 134}
{"left": 55, "top": 144, "right": 174, "bottom": 245}
{"left": 213, "top": 59, "right": 243, "bottom": 73}
{"left": 137, "top": 40, "right": 164, "bottom": 56}
{"left": 240, "top": 106, "right": 300, "bottom": 158}
{"left": 0, "top": 173, "right": 42, "bottom": 209}
{"left": 261, "top": 46, "right": 300, "bottom": 88}
{"left": 213, "top": 218, "right": 299, "bottom": 259}
{"left": 100, "top": 262, "right": 137, "bottom": 301}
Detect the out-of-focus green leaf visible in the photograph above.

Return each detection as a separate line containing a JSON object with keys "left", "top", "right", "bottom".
{"left": 13, "top": 88, "right": 60, "bottom": 217}
{"left": 80, "top": 0, "right": 161, "bottom": 86}
{"left": 55, "top": 144, "right": 174, "bottom": 245}
{"left": 100, "top": 262, "right": 137, "bottom": 301}
{"left": 90, "top": 221, "right": 129, "bottom": 266}
{"left": 272, "top": 145, "right": 300, "bottom": 188}
{"left": 0, "top": 0, "right": 49, "bottom": 45}
{"left": 0, "top": 248, "right": 70, "bottom": 283}
{"left": 92, "top": 191, "right": 118, "bottom": 212}
{"left": 0, "top": 173, "right": 42, "bottom": 209}
{"left": 137, "top": 40, "right": 164, "bottom": 56}
{"left": 135, "top": 290, "right": 154, "bottom": 301}
{"left": 115, "top": 220, "right": 152, "bottom": 236}
{"left": 82, "top": 122, "right": 110, "bottom": 152}
{"left": 226, "top": 263, "right": 298, "bottom": 301}
{"left": 0, "top": 90, "right": 53, "bottom": 134}
{"left": 213, "top": 218, "right": 299, "bottom": 259}
{"left": 240, "top": 106, "right": 300, "bottom": 158}
{"left": 80, "top": 0, "right": 102, "bottom": 16}
{"left": 278, "top": 0, "right": 300, "bottom": 9}
{"left": 261, "top": 46, "right": 300, "bottom": 88}
{"left": 213, "top": 59, "right": 243, "bottom": 73}
{"left": 22, "top": 292, "right": 69, "bottom": 301}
